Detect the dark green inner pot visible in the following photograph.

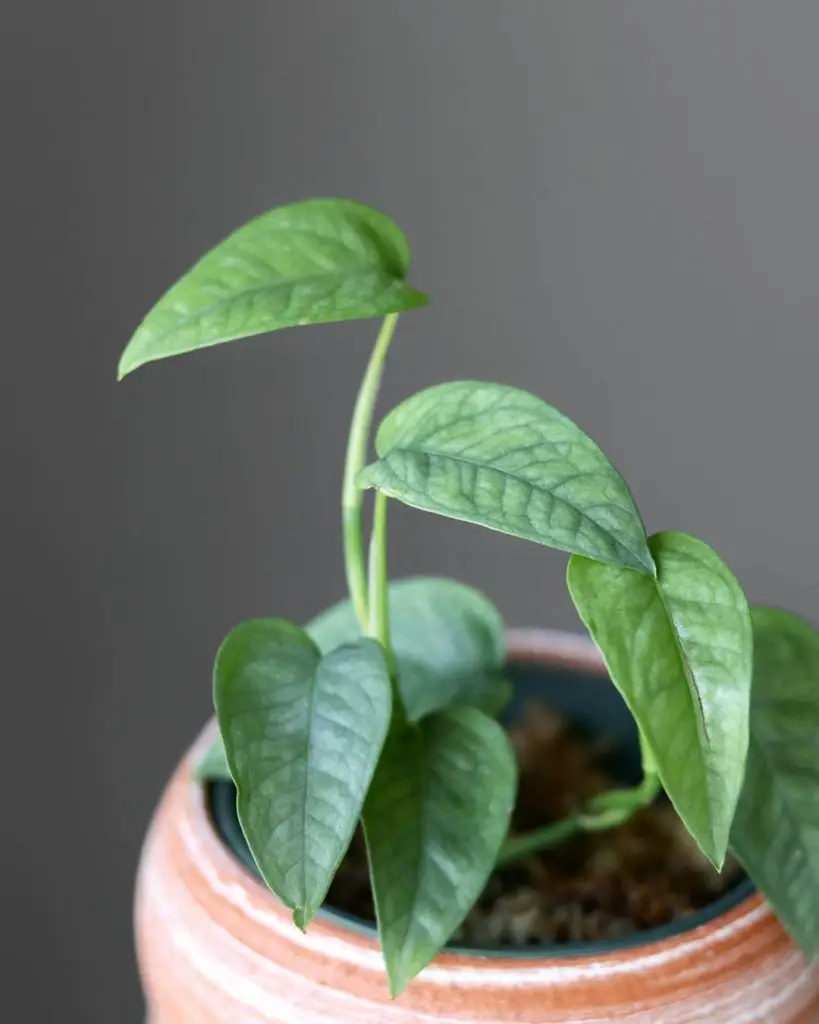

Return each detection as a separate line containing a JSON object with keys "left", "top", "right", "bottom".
{"left": 208, "top": 650, "right": 754, "bottom": 957}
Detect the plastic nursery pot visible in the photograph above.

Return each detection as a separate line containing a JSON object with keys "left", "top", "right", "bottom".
{"left": 135, "top": 629, "right": 819, "bottom": 1024}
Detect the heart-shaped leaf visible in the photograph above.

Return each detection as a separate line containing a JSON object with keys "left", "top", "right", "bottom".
{"left": 360, "top": 381, "right": 654, "bottom": 575}
{"left": 567, "top": 531, "right": 752, "bottom": 867}
{"left": 364, "top": 707, "right": 516, "bottom": 995}
{"left": 214, "top": 619, "right": 392, "bottom": 928}
{"left": 730, "top": 607, "right": 819, "bottom": 955}
{"left": 118, "top": 198, "right": 429, "bottom": 377}
{"left": 308, "top": 576, "right": 509, "bottom": 721}
{"left": 196, "top": 578, "right": 505, "bottom": 780}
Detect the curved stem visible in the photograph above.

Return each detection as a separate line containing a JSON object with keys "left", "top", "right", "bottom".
{"left": 496, "top": 817, "right": 582, "bottom": 865}
{"left": 579, "top": 771, "right": 661, "bottom": 825}
{"left": 367, "top": 491, "right": 395, "bottom": 668}
{"left": 497, "top": 731, "right": 661, "bottom": 867}
{"left": 342, "top": 313, "right": 400, "bottom": 631}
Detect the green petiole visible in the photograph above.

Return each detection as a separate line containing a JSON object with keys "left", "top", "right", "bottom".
{"left": 341, "top": 313, "right": 400, "bottom": 633}
{"left": 497, "top": 731, "right": 661, "bottom": 866}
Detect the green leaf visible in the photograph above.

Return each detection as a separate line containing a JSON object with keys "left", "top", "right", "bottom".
{"left": 118, "top": 198, "right": 429, "bottom": 378}
{"left": 730, "top": 607, "right": 819, "bottom": 955}
{"left": 194, "top": 735, "right": 231, "bottom": 781}
{"left": 308, "top": 577, "right": 509, "bottom": 721}
{"left": 360, "top": 381, "right": 654, "bottom": 575}
{"left": 214, "top": 619, "right": 392, "bottom": 928}
{"left": 567, "top": 531, "right": 752, "bottom": 868}
{"left": 364, "top": 707, "right": 516, "bottom": 995}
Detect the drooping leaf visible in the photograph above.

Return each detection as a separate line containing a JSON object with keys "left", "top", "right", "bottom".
{"left": 360, "top": 381, "right": 654, "bottom": 575}
{"left": 567, "top": 531, "right": 752, "bottom": 868}
{"left": 731, "top": 607, "right": 819, "bottom": 955}
{"left": 118, "top": 198, "right": 428, "bottom": 377}
{"left": 308, "top": 577, "right": 510, "bottom": 721}
{"left": 364, "top": 707, "right": 516, "bottom": 995}
{"left": 194, "top": 735, "right": 231, "bottom": 781}
{"left": 214, "top": 619, "right": 392, "bottom": 928}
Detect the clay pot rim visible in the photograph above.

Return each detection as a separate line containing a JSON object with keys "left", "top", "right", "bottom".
{"left": 191, "top": 626, "right": 760, "bottom": 968}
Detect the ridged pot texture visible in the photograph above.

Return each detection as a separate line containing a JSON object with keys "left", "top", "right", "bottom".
{"left": 135, "top": 629, "right": 819, "bottom": 1023}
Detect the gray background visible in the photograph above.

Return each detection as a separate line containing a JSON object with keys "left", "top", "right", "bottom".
{"left": 4, "top": 2, "right": 818, "bottom": 1020}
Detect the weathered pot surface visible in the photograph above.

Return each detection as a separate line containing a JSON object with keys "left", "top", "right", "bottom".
{"left": 135, "top": 628, "right": 819, "bottom": 1023}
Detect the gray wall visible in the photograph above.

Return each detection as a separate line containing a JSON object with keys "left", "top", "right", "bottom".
{"left": 4, "top": 2, "right": 819, "bottom": 1020}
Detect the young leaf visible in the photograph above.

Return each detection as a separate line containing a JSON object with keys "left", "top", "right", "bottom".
{"left": 194, "top": 735, "right": 231, "bottom": 781}
{"left": 364, "top": 707, "right": 516, "bottom": 995}
{"left": 308, "top": 577, "right": 509, "bottom": 721}
{"left": 567, "top": 531, "right": 752, "bottom": 868}
{"left": 214, "top": 619, "right": 391, "bottom": 929}
{"left": 118, "top": 198, "right": 429, "bottom": 377}
{"left": 731, "top": 607, "right": 819, "bottom": 956}
{"left": 360, "top": 381, "right": 654, "bottom": 575}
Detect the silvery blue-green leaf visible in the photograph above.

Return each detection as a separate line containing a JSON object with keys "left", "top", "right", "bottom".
{"left": 567, "top": 531, "right": 752, "bottom": 868}
{"left": 308, "top": 577, "right": 509, "bottom": 721}
{"left": 119, "top": 198, "right": 428, "bottom": 377}
{"left": 731, "top": 607, "right": 819, "bottom": 956}
{"left": 364, "top": 707, "right": 516, "bottom": 995}
{"left": 360, "top": 381, "right": 654, "bottom": 574}
{"left": 214, "top": 619, "right": 391, "bottom": 929}
{"left": 196, "top": 578, "right": 506, "bottom": 781}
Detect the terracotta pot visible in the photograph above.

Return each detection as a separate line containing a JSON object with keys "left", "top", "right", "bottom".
{"left": 135, "top": 628, "right": 819, "bottom": 1023}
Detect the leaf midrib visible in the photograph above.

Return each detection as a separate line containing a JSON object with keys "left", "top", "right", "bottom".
{"left": 652, "top": 585, "right": 720, "bottom": 856}
{"left": 300, "top": 664, "right": 321, "bottom": 912}
{"left": 403, "top": 729, "right": 427, "bottom": 958}
{"left": 655, "top": 588, "right": 710, "bottom": 743}
{"left": 380, "top": 447, "right": 651, "bottom": 571}
{"left": 141, "top": 268, "right": 400, "bottom": 345}
{"left": 396, "top": 724, "right": 429, "bottom": 967}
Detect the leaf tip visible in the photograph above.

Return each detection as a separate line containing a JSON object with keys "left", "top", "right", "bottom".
{"left": 694, "top": 824, "right": 728, "bottom": 873}
{"left": 292, "top": 906, "right": 315, "bottom": 932}
{"left": 386, "top": 968, "right": 410, "bottom": 1000}
{"left": 386, "top": 957, "right": 431, "bottom": 998}
{"left": 117, "top": 347, "right": 140, "bottom": 381}
{"left": 702, "top": 803, "right": 734, "bottom": 873}
{"left": 383, "top": 943, "right": 433, "bottom": 998}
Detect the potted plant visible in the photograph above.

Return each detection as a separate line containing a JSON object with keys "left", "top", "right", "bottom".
{"left": 125, "top": 199, "right": 819, "bottom": 1022}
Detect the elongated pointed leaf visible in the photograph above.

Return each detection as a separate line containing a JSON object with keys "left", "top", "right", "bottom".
{"left": 360, "top": 381, "right": 654, "bottom": 574}
{"left": 567, "top": 531, "right": 752, "bottom": 867}
{"left": 364, "top": 707, "right": 516, "bottom": 995}
{"left": 308, "top": 577, "right": 509, "bottom": 720}
{"left": 119, "top": 199, "right": 428, "bottom": 377}
{"left": 214, "top": 620, "right": 392, "bottom": 928}
{"left": 731, "top": 608, "right": 819, "bottom": 955}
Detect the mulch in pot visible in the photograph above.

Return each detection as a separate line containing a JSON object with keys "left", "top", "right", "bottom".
{"left": 326, "top": 702, "right": 742, "bottom": 948}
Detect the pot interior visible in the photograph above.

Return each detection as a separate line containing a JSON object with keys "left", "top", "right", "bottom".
{"left": 208, "top": 646, "right": 754, "bottom": 957}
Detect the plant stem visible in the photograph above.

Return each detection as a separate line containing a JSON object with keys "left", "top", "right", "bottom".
{"left": 496, "top": 817, "right": 582, "bottom": 864}
{"left": 497, "top": 734, "right": 662, "bottom": 867}
{"left": 367, "top": 490, "right": 397, "bottom": 676}
{"left": 579, "top": 771, "right": 661, "bottom": 825}
{"left": 367, "top": 490, "right": 390, "bottom": 644}
{"left": 342, "top": 313, "right": 400, "bottom": 632}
